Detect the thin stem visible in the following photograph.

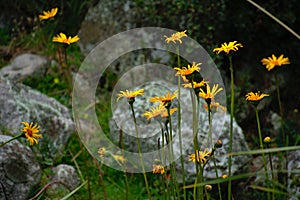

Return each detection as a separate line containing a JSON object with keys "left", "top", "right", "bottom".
{"left": 208, "top": 106, "right": 222, "bottom": 200}
{"left": 266, "top": 144, "right": 275, "bottom": 200}
{"left": 176, "top": 47, "right": 186, "bottom": 200}
{"left": 255, "top": 107, "right": 270, "bottom": 200}
{"left": 119, "top": 129, "right": 129, "bottom": 200}
{"left": 167, "top": 107, "right": 180, "bottom": 199}
{"left": 130, "top": 103, "right": 151, "bottom": 200}
{"left": 0, "top": 133, "right": 23, "bottom": 147}
{"left": 228, "top": 55, "right": 234, "bottom": 200}
{"left": 190, "top": 87, "right": 200, "bottom": 199}
{"left": 246, "top": 0, "right": 300, "bottom": 40}
{"left": 275, "top": 74, "right": 287, "bottom": 199}
{"left": 275, "top": 75, "right": 286, "bottom": 146}
{"left": 96, "top": 162, "right": 108, "bottom": 200}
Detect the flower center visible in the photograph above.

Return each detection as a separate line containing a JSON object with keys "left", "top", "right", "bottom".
{"left": 27, "top": 129, "right": 33, "bottom": 137}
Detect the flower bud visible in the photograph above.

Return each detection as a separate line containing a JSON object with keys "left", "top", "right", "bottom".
{"left": 205, "top": 185, "right": 212, "bottom": 191}
{"left": 214, "top": 139, "right": 223, "bottom": 148}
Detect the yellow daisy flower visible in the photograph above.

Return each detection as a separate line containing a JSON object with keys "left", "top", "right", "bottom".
{"left": 164, "top": 30, "right": 187, "bottom": 44}
{"left": 182, "top": 80, "right": 207, "bottom": 89}
{"left": 113, "top": 155, "right": 126, "bottom": 163}
{"left": 52, "top": 33, "right": 80, "bottom": 45}
{"left": 264, "top": 137, "right": 271, "bottom": 143}
{"left": 21, "top": 122, "right": 42, "bottom": 146}
{"left": 117, "top": 89, "right": 144, "bottom": 101}
{"left": 174, "top": 62, "right": 201, "bottom": 77}
{"left": 261, "top": 54, "right": 290, "bottom": 71}
{"left": 149, "top": 91, "right": 177, "bottom": 105}
{"left": 213, "top": 41, "right": 243, "bottom": 54}
{"left": 98, "top": 147, "right": 106, "bottom": 157}
{"left": 199, "top": 84, "right": 223, "bottom": 101}
{"left": 203, "top": 101, "right": 226, "bottom": 112}
{"left": 160, "top": 107, "right": 178, "bottom": 118}
{"left": 245, "top": 91, "right": 269, "bottom": 102}
{"left": 143, "top": 104, "right": 165, "bottom": 120}
{"left": 188, "top": 148, "right": 211, "bottom": 164}
{"left": 143, "top": 103, "right": 177, "bottom": 120}
{"left": 39, "top": 8, "right": 58, "bottom": 20}
{"left": 152, "top": 164, "right": 165, "bottom": 174}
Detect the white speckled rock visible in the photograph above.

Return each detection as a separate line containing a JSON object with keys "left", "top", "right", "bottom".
{"left": 0, "top": 53, "right": 50, "bottom": 82}
{"left": 0, "top": 134, "right": 41, "bottom": 200}
{"left": 110, "top": 80, "right": 251, "bottom": 181}
{"left": 0, "top": 78, "right": 74, "bottom": 163}
{"left": 46, "top": 164, "right": 81, "bottom": 197}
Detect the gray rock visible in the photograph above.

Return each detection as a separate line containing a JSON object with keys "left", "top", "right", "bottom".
{"left": 46, "top": 164, "right": 81, "bottom": 197}
{"left": 250, "top": 150, "right": 300, "bottom": 199}
{"left": 288, "top": 150, "right": 300, "bottom": 200}
{"left": 110, "top": 81, "right": 251, "bottom": 181}
{"left": 0, "top": 53, "right": 50, "bottom": 82}
{"left": 0, "top": 78, "right": 74, "bottom": 163}
{"left": 78, "top": 0, "right": 135, "bottom": 55}
{"left": 0, "top": 134, "right": 41, "bottom": 200}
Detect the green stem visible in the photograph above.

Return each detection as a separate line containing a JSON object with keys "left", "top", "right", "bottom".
{"left": 129, "top": 103, "right": 151, "bottom": 200}
{"left": 177, "top": 47, "right": 186, "bottom": 200}
{"left": 255, "top": 107, "right": 270, "bottom": 200}
{"left": 167, "top": 107, "right": 180, "bottom": 199}
{"left": 0, "top": 133, "right": 24, "bottom": 147}
{"left": 228, "top": 55, "right": 234, "bottom": 200}
{"left": 208, "top": 106, "right": 222, "bottom": 200}
{"left": 275, "top": 75, "right": 286, "bottom": 146}
{"left": 191, "top": 87, "right": 200, "bottom": 199}
{"left": 275, "top": 74, "right": 288, "bottom": 199}
{"left": 266, "top": 144, "right": 275, "bottom": 200}
{"left": 96, "top": 162, "right": 108, "bottom": 200}
{"left": 119, "top": 128, "right": 129, "bottom": 200}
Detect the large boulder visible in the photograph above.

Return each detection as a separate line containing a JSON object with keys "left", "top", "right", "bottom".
{"left": 78, "top": 0, "right": 135, "bottom": 55}
{"left": 0, "top": 78, "right": 74, "bottom": 163}
{"left": 251, "top": 150, "right": 300, "bottom": 199}
{"left": 0, "top": 53, "right": 50, "bottom": 82}
{"left": 0, "top": 134, "right": 41, "bottom": 200}
{"left": 46, "top": 164, "right": 81, "bottom": 197}
{"left": 110, "top": 81, "right": 251, "bottom": 180}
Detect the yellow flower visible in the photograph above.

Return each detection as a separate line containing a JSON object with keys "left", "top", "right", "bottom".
{"left": 261, "top": 54, "right": 290, "bottom": 71}
{"left": 143, "top": 104, "right": 177, "bottom": 120}
{"left": 199, "top": 84, "right": 223, "bottom": 101}
{"left": 213, "top": 41, "right": 243, "bottom": 54}
{"left": 245, "top": 91, "right": 269, "bottom": 102}
{"left": 98, "top": 147, "right": 106, "bottom": 157}
{"left": 113, "top": 155, "right": 126, "bottom": 163}
{"left": 264, "top": 137, "right": 271, "bottom": 143}
{"left": 222, "top": 174, "right": 228, "bottom": 179}
{"left": 164, "top": 30, "right": 187, "bottom": 44}
{"left": 143, "top": 104, "right": 165, "bottom": 120}
{"left": 174, "top": 62, "right": 201, "bottom": 77}
{"left": 21, "top": 122, "right": 42, "bottom": 146}
{"left": 161, "top": 107, "right": 178, "bottom": 118}
{"left": 117, "top": 89, "right": 144, "bottom": 101}
{"left": 39, "top": 8, "right": 58, "bottom": 20}
{"left": 53, "top": 78, "right": 60, "bottom": 84}
{"left": 152, "top": 164, "right": 165, "bottom": 174}
{"left": 149, "top": 91, "right": 177, "bottom": 105}
{"left": 52, "top": 33, "right": 80, "bottom": 45}
{"left": 182, "top": 80, "right": 207, "bottom": 89}
{"left": 188, "top": 148, "right": 211, "bottom": 164}
{"left": 203, "top": 101, "right": 226, "bottom": 112}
